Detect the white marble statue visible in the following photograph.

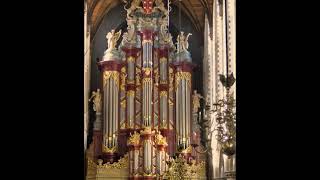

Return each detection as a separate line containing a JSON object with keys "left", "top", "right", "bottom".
{"left": 192, "top": 90, "right": 203, "bottom": 113}
{"left": 89, "top": 89, "right": 102, "bottom": 113}
{"left": 176, "top": 31, "right": 192, "bottom": 53}
{"left": 106, "top": 29, "right": 122, "bottom": 52}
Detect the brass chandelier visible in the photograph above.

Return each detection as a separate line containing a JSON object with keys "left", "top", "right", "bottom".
{"left": 213, "top": 73, "right": 236, "bottom": 157}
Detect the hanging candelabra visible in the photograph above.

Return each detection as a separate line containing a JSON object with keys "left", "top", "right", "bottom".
{"left": 213, "top": 73, "right": 236, "bottom": 157}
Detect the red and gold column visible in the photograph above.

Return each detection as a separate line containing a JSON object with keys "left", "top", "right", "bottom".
{"left": 140, "top": 127, "right": 156, "bottom": 179}
{"left": 158, "top": 47, "right": 175, "bottom": 156}
{"left": 98, "top": 60, "right": 122, "bottom": 163}
{"left": 174, "top": 61, "right": 195, "bottom": 160}
{"left": 127, "top": 131, "right": 141, "bottom": 180}
{"left": 141, "top": 30, "right": 154, "bottom": 127}
{"left": 155, "top": 131, "right": 168, "bottom": 176}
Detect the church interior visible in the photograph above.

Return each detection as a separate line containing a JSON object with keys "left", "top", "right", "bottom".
{"left": 84, "top": 0, "right": 236, "bottom": 179}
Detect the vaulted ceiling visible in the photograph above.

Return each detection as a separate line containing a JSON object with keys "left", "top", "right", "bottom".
{"left": 86, "top": 0, "right": 213, "bottom": 38}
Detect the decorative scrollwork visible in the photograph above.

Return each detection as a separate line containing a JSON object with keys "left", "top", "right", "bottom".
{"left": 154, "top": 131, "right": 168, "bottom": 146}
{"left": 175, "top": 71, "right": 191, "bottom": 90}
{"left": 127, "top": 131, "right": 140, "bottom": 146}
{"left": 103, "top": 71, "right": 120, "bottom": 88}
{"left": 102, "top": 145, "right": 117, "bottom": 153}
{"left": 120, "top": 67, "right": 127, "bottom": 91}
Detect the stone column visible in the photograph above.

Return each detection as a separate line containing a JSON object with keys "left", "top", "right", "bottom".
{"left": 84, "top": 0, "right": 91, "bottom": 152}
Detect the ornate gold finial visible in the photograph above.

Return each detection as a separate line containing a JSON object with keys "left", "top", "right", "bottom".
{"left": 140, "top": 126, "right": 154, "bottom": 135}
{"left": 102, "top": 145, "right": 117, "bottom": 153}
{"left": 181, "top": 146, "right": 192, "bottom": 154}
{"left": 143, "top": 67, "right": 152, "bottom": 76}
{"left": 155, "top": 131, "right": 168, "bottom": 146}
{"left": 89, "top": 89, "right": 102, "bottom": 113}
{"left": 98, "top": 154, "right": 129, "bottom": 169}
{"left": 127, "top": 131, "right": 140, "bottom": 146}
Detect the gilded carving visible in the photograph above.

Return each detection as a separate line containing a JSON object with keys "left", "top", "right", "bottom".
{"left": 120, "top": 67, "right": 127, "bottom": 91}
{"left": 154, "top": 68, "right": 159, "bottom": 85}
{"left": 99, "top": 154, "right": 129, "bottom": 169}
{"left": 143, "top": 67, "right": 152, "bottom": 76}
{"left": 127, "top": 56, "right": 135, "bottom": 62}
{"left": 155, "top": 131, "right": 168, "bottom": 146}
{"left": 127, "top": 90, "right": 135, "bottom": 96}
{"left": 160, "top": 91, "right": 167, "bottom": 97}
{"left": 127, "top": 131, "right": 140, "bottom": 146}
{"left": 103, "top": 71, "right": 120, "bottom": 87}
{"left": 163, "top": 157, "right": 206, "bottom": 179}
{"left": 142, "top": 77, "right": 152, "bottom": 83}
{"left": 169, "top": 67, "right": 174, "bottom": 91}
{"left": 175, "top": 71, "right": 191, "bottom": 90}
{"left": 102, "top": 145, "right": 117, "bottom": 153}
{"left": 140, "top": 126, "right": 154, "bottom": 135}
{"left": 121, "top": 99, "right": 126, "bottom": 108}
{"left": 159, "top": 57, "right": 167, "bottom": 63}
{"left": 135, "top": 67, "right": 141, "bottom": 86}
{"left": 181, "top": 146, "right": 192, "bottom": 154}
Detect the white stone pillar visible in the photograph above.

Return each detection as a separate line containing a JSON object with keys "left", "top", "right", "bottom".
{"left": 84, "top": 1, "right": 91, "bottom": 151}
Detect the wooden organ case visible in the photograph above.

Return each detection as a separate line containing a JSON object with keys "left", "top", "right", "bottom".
{"left": 86, "top": 0, "right": 206, "bottom": 179}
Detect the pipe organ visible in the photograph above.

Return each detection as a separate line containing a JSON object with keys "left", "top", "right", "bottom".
{"left": 87, "top": 1, "right": 206, "bottom": 179}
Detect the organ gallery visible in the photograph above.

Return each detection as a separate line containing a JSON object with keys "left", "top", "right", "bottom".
{"left": 84, "top": 0, "right": 236, "bottom": 179}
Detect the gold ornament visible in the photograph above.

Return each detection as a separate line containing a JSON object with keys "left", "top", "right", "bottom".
{"left": 155, "top": 131, "right": 168, "bottom": 146}
{"left": 127, "top": 56, "right": 135, "bottom": 62}
{"left": 159, "top": 57, "right": 167, "bottom": 63}
{"left": 120, "top": 67, "right": 127, "bottom": 91}
{"left": 160, "top": 91, "right": 168, "bottom": 97}
{"left": 103, "top": 71, "right": 120, "bottom": 88}
{"left": 102, "top": 145, "right": 117, "bottom": 153}
{"left": 135, "top": 67, "right": 141, "bottom": 86}
{"left": 169, "top": 67, "right": 174, "bottom": 91}
{"left": 127, "top": 131, "right": 140, "bottom": 146}
{"left": 143, "top": 67, "right": 152, "bottom": 76}
{"left": 175, "top": 71, "right": 191, "bottom": 90}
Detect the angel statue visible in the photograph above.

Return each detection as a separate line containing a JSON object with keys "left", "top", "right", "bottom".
{"left": 89, "top": 89, "right": 102, "bottom": 113}
{"left": 176, "top": 31, "right": 192, "bottom": 53}
{"left": 192, "top": 90, "right": 203, "bottom": 113}
{"left": 106, "top": 29, "right": 122, "bottom": 52}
